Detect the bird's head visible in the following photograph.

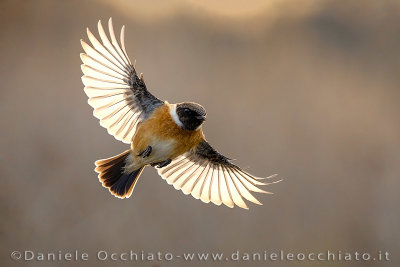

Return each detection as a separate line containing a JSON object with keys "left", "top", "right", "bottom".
{"left": 175, "top": 102, "right": 207, "bottom": 131}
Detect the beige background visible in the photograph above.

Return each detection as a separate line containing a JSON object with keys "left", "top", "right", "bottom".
{"left": 1, "top": 0, "right": 399, "bottom": 266}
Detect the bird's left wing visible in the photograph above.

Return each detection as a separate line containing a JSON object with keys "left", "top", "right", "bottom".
{"left": 80, "top": 18, "right": 164, "bottom": 143}
{"left": 157, "top": 141, "right": 280, "bottom": 209}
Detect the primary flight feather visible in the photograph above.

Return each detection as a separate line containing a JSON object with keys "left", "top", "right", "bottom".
{"left": 80, "top": 18, "right": 280, "bottom": 209}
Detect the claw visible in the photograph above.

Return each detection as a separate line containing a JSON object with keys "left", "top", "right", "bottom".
{"left": 151, "top": 158, "right": 172, "bottom": 168}
{"left": 138, "top": 146, "right": 152, "bottom": 158}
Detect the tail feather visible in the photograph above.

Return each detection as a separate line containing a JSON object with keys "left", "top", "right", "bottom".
{"left": 95, "top": 150, "right": 144, "bottom": 198}
{"left": 109, "top": 168, "right": 144, "bottom": 198}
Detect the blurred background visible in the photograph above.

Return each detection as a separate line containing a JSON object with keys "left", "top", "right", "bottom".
{"left": 1, "top": 0, "right": 399, "bottom": 266}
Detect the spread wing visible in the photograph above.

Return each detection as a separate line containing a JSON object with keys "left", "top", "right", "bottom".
{"left": 80, "top": 18, "right": 163, "bottom": 143}
{"left": 157, "top": 141, "right": 280, "bottom": 209}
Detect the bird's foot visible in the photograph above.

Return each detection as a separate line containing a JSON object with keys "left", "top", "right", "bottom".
{"left": 151, "top": 158, "right": 172, "bottom": 168}
{"left": 138, "top": 146, "right": 152, "bottom": 158}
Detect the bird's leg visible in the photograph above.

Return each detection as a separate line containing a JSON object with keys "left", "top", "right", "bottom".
{"left": 137, "top": 146, "right": 152, "bottom": 158}
{"left": 151, "top": 158, "right": 172, "bottom": 168}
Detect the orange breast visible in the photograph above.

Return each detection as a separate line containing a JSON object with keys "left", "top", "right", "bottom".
{"left": 131, "top": 103, "right": 204, "bottom": 160}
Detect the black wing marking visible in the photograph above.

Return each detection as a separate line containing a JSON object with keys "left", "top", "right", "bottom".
{"left": 194, "top": 141, "right": 234, "bottom": 165}
{"left": 157, "top": 141, "right": 280, "bottom": 209}
{"left": 80, "top": 18, "right": 163, "bottom": 143}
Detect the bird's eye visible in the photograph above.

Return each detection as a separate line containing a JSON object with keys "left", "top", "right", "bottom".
{"left": 184, "top": 108, "right": 190, "bottom": 113}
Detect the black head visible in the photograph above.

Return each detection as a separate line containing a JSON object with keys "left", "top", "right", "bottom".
{"left": 176, "top": 102, "right": 207, "bottom": 131}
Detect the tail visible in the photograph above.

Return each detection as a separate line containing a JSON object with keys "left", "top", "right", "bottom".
{"left": 94, "top": 150, "right": 145, "bottom": 199}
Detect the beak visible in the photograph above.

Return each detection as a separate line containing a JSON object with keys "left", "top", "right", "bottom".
{"left": 196, "top": 115, "right": 206, "bottom": 121}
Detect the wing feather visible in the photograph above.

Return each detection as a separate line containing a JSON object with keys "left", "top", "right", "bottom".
{"left": 168, "top": 161, "right": 197, "bottom": 186}
{"left": 174, "top": 160, "right": 204, "bottom": 190}
{"left": 80, "top": 53, "right": 128, "bottom": 79}
{"left": 181, "top": 160, "right": 207, "bottom": 195}
{"left": 200, "top": 165, "right": 214, "bottom": 203}
{"left": 219, "top": 166, "right": 234, "bottom": 208}
{"left": 97, "top": 20, "right": 127, "bottom": 69}
{"left": 191, "top": 163, "right": 211, "bottom": 199}
{"left": 227, "top": 168, "right": 263, "bottom": 205}
{"left": 81, "top": 65, "right": 123, "bottom": 83}
{"left": 80, "top": 18, "right": 163, "bottom": 143}
{"left": 157, "top": 141, "right": 280, "bottom": 209}
{"left": 109, "top": 19, "right": 131, "bottom": 67}
{"left": 120, "top": 25, "right": 133, "bottom": 65}
{"left": 87, "top": 28, "right": 126, "bottom": 71}
{"left": 222, "top": 166, "right": 248, "bottom": 209}
{"left": 81, "top": 40, "right": 128, "bottom": 76}
{"left": 210, "top": 165, "right": 223, "bottom": 205}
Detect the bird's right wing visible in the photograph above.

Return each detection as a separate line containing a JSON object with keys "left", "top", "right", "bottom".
{"left": 157, "top": 141, "right": 280, "bottom": 209}
{"left": 80, "top": 18, "right": 164, "bottom": 143}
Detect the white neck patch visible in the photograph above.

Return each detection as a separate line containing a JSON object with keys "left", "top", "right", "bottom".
{"left": 169, "top": 104, "right": 184, "bottom": 128}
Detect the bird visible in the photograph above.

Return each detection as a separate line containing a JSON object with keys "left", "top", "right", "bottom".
{"left": 80, "top": 18, "right": 280, "bottom": 209}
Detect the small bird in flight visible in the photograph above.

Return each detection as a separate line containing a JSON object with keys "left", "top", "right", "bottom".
{"left": 80, "top": 18, "right": 280, "bottom": 209}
